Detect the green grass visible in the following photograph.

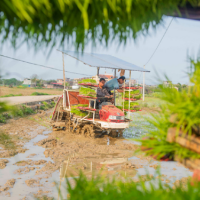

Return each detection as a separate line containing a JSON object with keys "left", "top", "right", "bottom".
{"left": 40, "top": 101, "right": 55, "bottom": 110}
{"left": 138, "top": 97, "right": 166, "bottom": 109}
{"left": 0, "top": 132, "right": 16, "bottom": 149}
{"left": 31, "top": 92, "right": 50, "bottom": 96}
{"left": 0, "top": 93, "right": 22, "bottom": 98}
{"left": 0, "top": 101, "right": 55, "bottom": 123}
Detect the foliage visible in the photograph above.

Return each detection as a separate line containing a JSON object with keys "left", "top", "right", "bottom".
{"left": 12, "top": 105, "right": 35, "bottom": 117}
{"left": 78, "top": 79, "right": 96, "bottom": 84}
{"left": 0, "top": 78, "right": 23, "bottom": 86}
{"left": 55, "top": 172, "right": 200, "bottom": 200}
{"left": 138, "top": 60, "right": 200, "bottom": 160}
{"left": 31, "top": 92, "right": 50, "bottom": 96}
{"left": 0, "top": 101, "right": 11, "bottom": 113}
{"left": 63, "top": 82, "right": 70, "bottom": 87}
{"left": 46, "top": 80, "right": 57, "bottom": 84}
{"left": 1, "top": 1, "right": 199, "bottom": 51}
{"left": 40, "top": 101, "right": 55, "bottom": 110}
{"left": 79, "top": 87, "right": 96, "bottom": 97}
{"left": 0, "top": 94, "right": 23, "bottom": 98}
{"left": 0, "top": 112, "right": 12, "bottom": 123}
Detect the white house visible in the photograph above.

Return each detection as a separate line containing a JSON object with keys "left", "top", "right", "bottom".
{"left": 23, "top": 78, "right": 32, "bottom": 85}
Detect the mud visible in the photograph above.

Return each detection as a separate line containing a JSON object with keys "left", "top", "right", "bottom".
{"left": 25, "top": 179, "right": 40, "bottom": 187}
{"left": 0, "top": 109, "right": 193, "bottom": 199}
{"left": 5, "top": 179, "right": 16, "bottom": 188}
{"left": 0, "top": 159, "right": 9, "bottom": 169}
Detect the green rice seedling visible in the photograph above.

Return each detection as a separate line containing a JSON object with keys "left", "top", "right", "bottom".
{"left": 56, "top": 171, "right": 200, "bottom": 200}
{"left": 71, "top": 108, "right": 88, "bottom": 117}
{"left": 124, "top": 90, "right": 140, "bottom": 98}
{"left": 78, "top": 79, "right": 96, "bottom": 84}
{"left": 77, "top": 104, "right": 88, "bottom": 107}
{"left": 138, "top": 59, "right": 200, "bottom": 160}
{"left": 70, "top": 104, "right": 89, "bottom": 117}
{"left": 79, "top": 87, "right": 96, "bottom": 97}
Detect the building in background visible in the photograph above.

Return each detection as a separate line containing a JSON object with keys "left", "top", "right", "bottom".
{"left": 92, "top": 74, "right": 115, "bottom": 83}
{"left": 125, "top": 79, "right": 137, "bottom": 86}
{"left": 23, "top": 78, "right": 31, "bottom": 86}
{"left": 22, "top": 78, "right": 36, "bottom": 87}
{"left": 57, "top": 79, "right": 64, "bottom": 84}
{"left": 45, "top": 82, "right": 64, "bottom": 89}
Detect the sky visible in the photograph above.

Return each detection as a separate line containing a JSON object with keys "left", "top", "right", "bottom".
{"left": 0, "top": 16, "right": 200, "bottom": 85}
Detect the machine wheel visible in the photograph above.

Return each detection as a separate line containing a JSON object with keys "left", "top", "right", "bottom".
{"left": 81, "top": 125, "right": 95, "bottom": 137}
{"left": 118, "top": 130, "right": 124, "bottom": 137}
{"left": 109, "top": 130, "right": 118, "bottom": 138}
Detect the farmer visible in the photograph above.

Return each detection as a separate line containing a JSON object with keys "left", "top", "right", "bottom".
{"left": 105, "top": 76, "right": 125, "bottom": 94}
{"left": 96, "top": 78, "right": 113, "bottom": 109}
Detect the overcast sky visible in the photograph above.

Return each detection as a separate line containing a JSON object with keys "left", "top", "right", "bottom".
{"left": 0, "top": 16, "right": 200, "bottom": 85}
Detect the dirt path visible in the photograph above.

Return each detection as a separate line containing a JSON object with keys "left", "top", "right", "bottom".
{"left": 0, "top": 110, "right": 192, "bottom": 199}
{"left": 0, "top": 95, "right": 60, "bottom": 105}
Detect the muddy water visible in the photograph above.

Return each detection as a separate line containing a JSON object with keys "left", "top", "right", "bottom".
{"left": 0, "top": 110, "right": 193, "bottom": 199}
{"left": 0, "top": 127, "right": 53, "bottom": 200}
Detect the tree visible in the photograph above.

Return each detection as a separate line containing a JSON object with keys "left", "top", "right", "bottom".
{"left": 0, "top": 1, "right": 199, "bottom": 51}
{"left": 30, "top": 74, "right": 38, "bottom": 84}
{"left": 63, "top": 82, "right": 70, "bottom": 88}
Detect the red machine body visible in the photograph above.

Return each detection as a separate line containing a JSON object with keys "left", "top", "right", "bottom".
{"left": 99, "top": 105, "right": 125, "bottom": 122}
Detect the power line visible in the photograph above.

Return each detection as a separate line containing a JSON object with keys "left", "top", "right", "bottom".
{"left": 137, "top": 17, "right": 174, "bottom": 80}
{"left": 144, "top": 17, "right": 174, "bottom": 66}
{"left": 0, "top": 54, "right": 92, "bottom": 77}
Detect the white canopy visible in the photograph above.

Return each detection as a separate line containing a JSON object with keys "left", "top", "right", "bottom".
{"left": 58, "top": 50, "right": 150, "bottom": 72}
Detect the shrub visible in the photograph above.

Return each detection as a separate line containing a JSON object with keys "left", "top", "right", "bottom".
{"left": 0, "top": 94, "right": 22, "bottom": 98}
{"left": 31, "top": 92, "right": 50, "bottom": 96}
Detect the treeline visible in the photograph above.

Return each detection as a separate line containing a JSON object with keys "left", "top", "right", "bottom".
{"left": 0, "top": 78, "right": 22, "bottom": 86}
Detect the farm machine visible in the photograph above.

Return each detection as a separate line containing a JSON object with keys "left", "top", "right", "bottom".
{"left": 51, "top": 51, "right": 150, "bottom": 137}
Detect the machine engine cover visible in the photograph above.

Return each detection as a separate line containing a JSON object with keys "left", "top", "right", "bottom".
{"left": 99, "top": 105, "right": 125, "bottom": 122}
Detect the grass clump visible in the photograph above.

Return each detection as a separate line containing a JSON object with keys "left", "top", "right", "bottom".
{"left": 78, "top": 79, "right": 96, "bottom": 84}
{"left": 31, "top": 92, "right": 50, "bottom": 96}
{"left": 40, "top": 101, "right": 55, "bottom": 110}
{"left": 138, "top": 59, "right": 200, "bottom": 160}
{"left": 0, "top": 94, "right": 22, "bottom": 98}
{"left": 12, "top": 105, "right": 35, "bottom": 117}
{"left": 0, "top": 132, "right": 16, "bottom": 149}
{"left": 79, "top": 87, "right": 96, "bottom": 97}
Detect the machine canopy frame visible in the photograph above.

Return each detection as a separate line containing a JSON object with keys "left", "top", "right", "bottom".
{"left": 58, "top": 50, "right": 150, "bottom": 73}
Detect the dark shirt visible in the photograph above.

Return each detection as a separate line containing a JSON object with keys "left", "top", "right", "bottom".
{"left": 97, "top": 86, "right": 110, "bottom": 98}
